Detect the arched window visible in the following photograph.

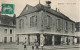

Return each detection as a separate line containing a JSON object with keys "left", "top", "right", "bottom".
{"left": 30, "top": 16, "right": 37, "bottom": 27}
{"left": 19, "top": 19, "right": 24, "bottom": 29}
{"left": 56, "top": 19, "right": 62, "bottom": 32}
{"left": 46, "top": 15, "right": 52, "bottom": 26}
{"left": 43, "top": 15, "right": 52, "bottom": 29}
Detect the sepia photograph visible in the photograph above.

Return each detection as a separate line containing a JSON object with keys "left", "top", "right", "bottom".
{"left": 0, "top": 0, "right": 80, "bottom": 50}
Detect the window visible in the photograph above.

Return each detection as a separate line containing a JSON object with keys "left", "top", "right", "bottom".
{"left": 30, "top": 17, "right": 33, "bottom": 27}
{"left": 47, "top": 15, "right": 51, "bottom": 26}
{"left": 4, "top": 37, "right": 7, "bottom": 43}
{"left": 30, "top": 16, "right": 37, "bottom": 27}
{"left": 72, "top": 23, "right": 74, "bottom": 32}
{"left": 56, "top": 19, "right": 61, "bottom": 31}
{"left": 43, "top": 15, "right": 52, "bottom": 29}
{"left": 4, "top": 29, "right": 7, "bottom": 33}
{"left": 10, "top": 37, "right": 12, "bottom": 42}
{"left": 26, "top": 7, "right": 28, "bottom": 10}
{"left": 44, "top": 15, "right": 52, "bottom": 27}
{"left": 19, "top": 19, "right": 24, "bottom": 29}
{"left": 65, "top": 22, "right": 68, "bottom": 30}
{"left": 10, "top": 29, "right": 12, "bottom": 34}
{"left": 56, "top": 19, "right": 62, "bottom": 29}
{"left": 57, "top": 19, "right": 60, "bottom": 28}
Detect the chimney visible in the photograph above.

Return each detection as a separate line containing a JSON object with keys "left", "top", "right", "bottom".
{"left": 58, "top": 9, "right": 60, "bottom": 12}
{"left": 56, "top": 8, "right": 58, "bottom": 12}
{"left": 46, "top": 1, "right": 51, "bottom": 8}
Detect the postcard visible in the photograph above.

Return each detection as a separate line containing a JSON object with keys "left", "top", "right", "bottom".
{"left": 0, "top": 0, "right": 80, "bottom": 50}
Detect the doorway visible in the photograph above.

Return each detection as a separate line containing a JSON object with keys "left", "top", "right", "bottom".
{"left": 10, "top": 37, "right": 12, "bottom": 42}
{"left": 54, "top": 35, "right": 61, "bottom": 45}
{"left": 4, "top": 37, "right": 7, "bottom": 43}
{"left": 44, "top": 35, "right": 52, "bottom": 45}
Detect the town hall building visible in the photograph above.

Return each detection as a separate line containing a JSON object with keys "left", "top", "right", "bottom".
{"left": 16, "top": 1, "right": 76, "bottom": 46}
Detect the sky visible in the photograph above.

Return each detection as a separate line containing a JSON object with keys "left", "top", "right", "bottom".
{"left": 0, "top": 0, "right": 80, "bottom": 22}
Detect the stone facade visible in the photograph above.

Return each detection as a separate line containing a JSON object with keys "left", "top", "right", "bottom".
{"left": 0, "top": 14, "right": 16, "bottom": 43}
{"left": 75, "top": 22, "right": 80, "bottom": 44}
{"left": 16, "top": 4, "right": 76, "bottom": 45}
{"left": 0, "top": 26, "right": 16, "bottom": 43}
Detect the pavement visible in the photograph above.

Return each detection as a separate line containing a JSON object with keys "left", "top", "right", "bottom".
{"left": 0, "top": 43, "right": 80, "bottom": 50}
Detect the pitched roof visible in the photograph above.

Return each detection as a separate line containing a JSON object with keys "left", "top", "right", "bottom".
{"left": 0, "top": 15, "right": 13, "bottom": 25}
{"left": 19, "top": 4, "right": 75, "bottom": 22}
{"left": 19, "top": 4, "right": 38, "bottom": 17}
{"left": 35, "top": 4, "right": 74, "bottom": 22}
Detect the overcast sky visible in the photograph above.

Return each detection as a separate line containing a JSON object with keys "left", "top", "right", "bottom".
{"left": 0, "top": 0, "right": 80, "bottom": 22}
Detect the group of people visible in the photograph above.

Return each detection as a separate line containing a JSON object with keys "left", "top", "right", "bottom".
{"left": 24, "top": 38, "right": 39, "bottom": 50}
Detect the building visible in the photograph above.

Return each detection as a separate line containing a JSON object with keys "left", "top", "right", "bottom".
{"left": 16, "top": 1, "right": 76, "bottom": 46}
{"left": 75, "top": 22, "right": 80, "bottom": 32}
{"left": 0, "top": 14, "right": 16, "bottom": 43}
{"left": 75, "top": 22, "right": 80, "bottom": 44}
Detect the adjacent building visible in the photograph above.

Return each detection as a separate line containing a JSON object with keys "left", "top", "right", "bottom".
{"left": 75, "top": 22, "right": 80, "bottom": 44}
{"left": 0, "top": 14, "right": 16, "bottom": 43}
{"left": 16, "top": 1, "right": 76, "bottom": 46}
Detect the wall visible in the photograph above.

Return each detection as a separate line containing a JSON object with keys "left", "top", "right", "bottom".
{"left": 16, "top": 10, "right": 75, "bottom": 44}
{"left": 16, "top": 10, "right": 75, "bottom": 35}
{"left": 42, "top": 11, "right": 75, "bottom": 35}
{"left": 0, "top": 26, "right": 16, "bottom": 43}
{"left": 16, "top": 11, "right": 43, "bottom": 34}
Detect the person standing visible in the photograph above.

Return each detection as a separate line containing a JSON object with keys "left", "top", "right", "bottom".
{"left": 24, "top": 38, "right": 27, "bottom": 50}
{"left": 35, "top": 39, "right": 39, "bottom": 50}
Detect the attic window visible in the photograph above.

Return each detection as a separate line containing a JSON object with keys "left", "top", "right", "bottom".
{"left": 26, "top": 7, "right": 28, "bottom": 10}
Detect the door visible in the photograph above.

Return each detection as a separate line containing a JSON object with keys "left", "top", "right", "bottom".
{"left": 10, "top": 37, "right": 12, "bottom": 42}
{"left": 4, "top": 37, "right": 7, "bottom": 43}
{"left": 44, "top": 35, "right": 52, "bottom": 45}
{"left": 54, "top": 35, "right": 61, "bottom": 45}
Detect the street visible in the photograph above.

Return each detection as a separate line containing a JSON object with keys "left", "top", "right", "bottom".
{"left": 56, "top": 48, "right": 80, "bottom": 50}
{"left": 0, "top": 47, "right": 80, "bottom": 50}
{"left": 0, "top": 44, "right": 80, "bottom": 50}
